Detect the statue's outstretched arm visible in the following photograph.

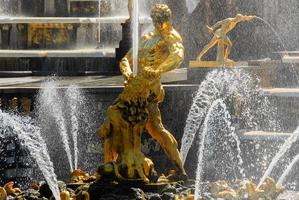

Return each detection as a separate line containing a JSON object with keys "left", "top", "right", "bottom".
{"left": 157, "top": 39, "right": 184, "bottom": 74}
{"left": 120, "top": 49, "right": 133, "bottom": 80}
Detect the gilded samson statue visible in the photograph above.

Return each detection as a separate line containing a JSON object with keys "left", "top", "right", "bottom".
{"left": 98, "top": 4, "right": 187, "bottom": 182}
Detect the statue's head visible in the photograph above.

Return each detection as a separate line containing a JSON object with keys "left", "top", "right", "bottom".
{"left": 150, "top": 4, "right": 172, "bottom": 32}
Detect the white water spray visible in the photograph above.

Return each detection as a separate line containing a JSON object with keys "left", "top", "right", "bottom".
{"left": 180, "top": 69, "right": 280, "bottom": 165}
{"left": 0, "top": 111, "right": 60, "bottom": 200}
{"left": 194, "top": 99, "right": 221, "bottom": 199}
{"left": 194, "top": 99, "right": 245, "bottom": 198}
{"left": 66, "top": 86, "right": 82, "bottom": 170}
{"left": 277, "top": 154, "right": 299, "bottom": 186}
{"left": 257, "top": 126, "right": 299, "bottom": 188}
{"left": 38, "top": 81, "right": 73, "bottom": 172}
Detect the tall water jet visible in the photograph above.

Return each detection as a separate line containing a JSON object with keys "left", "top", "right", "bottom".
{"left": 277, "top": 154, "right": 299, "bottom": 186}
{"left": 97, "top": 0, "right": 101, "bottom": 47}
{"left": 0, "top": 111, "right": 60, "bottom": 200}
{"left": 257, "top": 125, "right": 299, "bottom": 189}
{"left": 37, "top": 80, "right": 73, "bottom": 172}
{"left": 66, "top": 86, "right": 82, "bottom": 170}
{"left": 132, "top": 0, "right": 139, "bottom": 75}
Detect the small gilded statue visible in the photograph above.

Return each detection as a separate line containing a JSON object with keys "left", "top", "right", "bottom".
{"left": 196, "top": 14, "right": 255, "bottom": 64}
{"left": 98, "top": 4, "right": 187, "bottom": 183}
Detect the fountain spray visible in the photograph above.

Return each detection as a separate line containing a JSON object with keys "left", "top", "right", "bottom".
{"left": 132, "top": 0, "right": 139, "bottom": 75}
{"left": 257, "top": 126, "right": 299, "bottom": 189}
{"left": 97, "top": 0, "right": 101, "bottom": 48}
{"left": 277, "top": 154, "right": 299, "bottom": 186}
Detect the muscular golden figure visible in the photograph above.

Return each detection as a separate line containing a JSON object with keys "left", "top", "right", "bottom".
{"left": 120, "top": 4, "right": 186, "bottom": 176}
{"left": 197, "top": 14, "right": 255, "bottom": 62}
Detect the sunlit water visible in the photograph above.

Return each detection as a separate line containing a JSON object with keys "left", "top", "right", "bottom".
{"left": 255, "top": 16, "right": 298, "bottom": 82}
{"left": 37, "top": 80, "right": 74, "bottom": 172}
{"left": 258, "top": 125, "right": 299, "bottom": 188}
{"left": 132, "top": 0, "right": 139, "bottom": 75}
{"left": 180, "top": 69, "right": 280, "bottom": 164}
{"left": 65, "top": 86, "right": 84, "bottom": 170}
{"left": 277, "top": 154, "right": 299, "bottom": 186}
{"left": 194, "top": 99, "right": 245, "bottom": 199}
{"left": 0, "top": 111, "right": 60, "bottom": 200}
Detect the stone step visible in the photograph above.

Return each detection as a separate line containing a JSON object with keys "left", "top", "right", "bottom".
{"left": 282, "top": 55, "right": 299, "bottom": 64}
{"left": 0, "top": 16, "right": 151, "bottom": 24}
{"left": 0, "top": 48, "right": 115, "bottom": 58}
{"left": 239, "top": 130, "right": 292, "bottom": 141}
{"left": 263, "top": 88, "right": 299, "bottom": 97}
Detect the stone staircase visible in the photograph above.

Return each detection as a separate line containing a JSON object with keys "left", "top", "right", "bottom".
{"left": 0, "top": 0, "right": 151, "bottom": 75}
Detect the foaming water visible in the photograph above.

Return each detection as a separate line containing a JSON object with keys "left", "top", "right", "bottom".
{"left": 37, "top": 80, "right": 73, "bottom": 172}
{"left": 180, "top": 69, "right": 280, "bottom": 164}
{"left": 277, "top": 154, "right": 299, "bottom": 186}
{"left": 0, "top": 111, "right": 60, "bottom": 200}
{"left": 258, "top": 126, "right": 299, "bottom": 188}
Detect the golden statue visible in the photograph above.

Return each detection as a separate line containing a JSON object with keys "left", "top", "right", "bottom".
{"left": 191, "top": 14, "right": 255, "bottom": 67}
{"left": 98, "top": 4, "right": 187, "bottom": 182}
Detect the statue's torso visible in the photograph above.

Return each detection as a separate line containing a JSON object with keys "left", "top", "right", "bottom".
{"left": 137, "top": 30, "right": 178, "bottom": 101}
{"left": 138, "top": 32, "right": 170, "bottom": 73}
{"left": 217, "top": 19, "right": 238, "bottom": 35}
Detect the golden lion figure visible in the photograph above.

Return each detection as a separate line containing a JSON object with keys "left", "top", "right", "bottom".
{"left": 98, "top": 76, "right": 155, "bottom": 182}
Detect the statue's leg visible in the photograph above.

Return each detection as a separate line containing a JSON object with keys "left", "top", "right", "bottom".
{"left": 145, "top": 102, "right": 186, "bottom": 175}
{"left": 223, "top": 37, "right": 233, "bottom": 61}
{"left": 196, "top": 36, "right": 219, "bottom": 61}
{"left": 104, "top": 138, "right": 118, "bottom": 163}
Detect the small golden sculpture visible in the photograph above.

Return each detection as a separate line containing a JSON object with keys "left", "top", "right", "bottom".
{"left": 60, "top": 190, "right": 90, "bottom": 200}
{"left": 208, "top": 177, "right": 284, "bottom": 200}
{"left": 0, "top": 187, "right": 7, "bottom": 200}
{"left": 69, "top": 169, "right": 96, "bottom": 184}
{"left": 3, "top": 182, "right": 22, "bottom": 197}
{"left": 98, "top": 4, "right": 187, "bottom": 182}
{"left": 191, "top": 14, "right": 255, "bottom": 67}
